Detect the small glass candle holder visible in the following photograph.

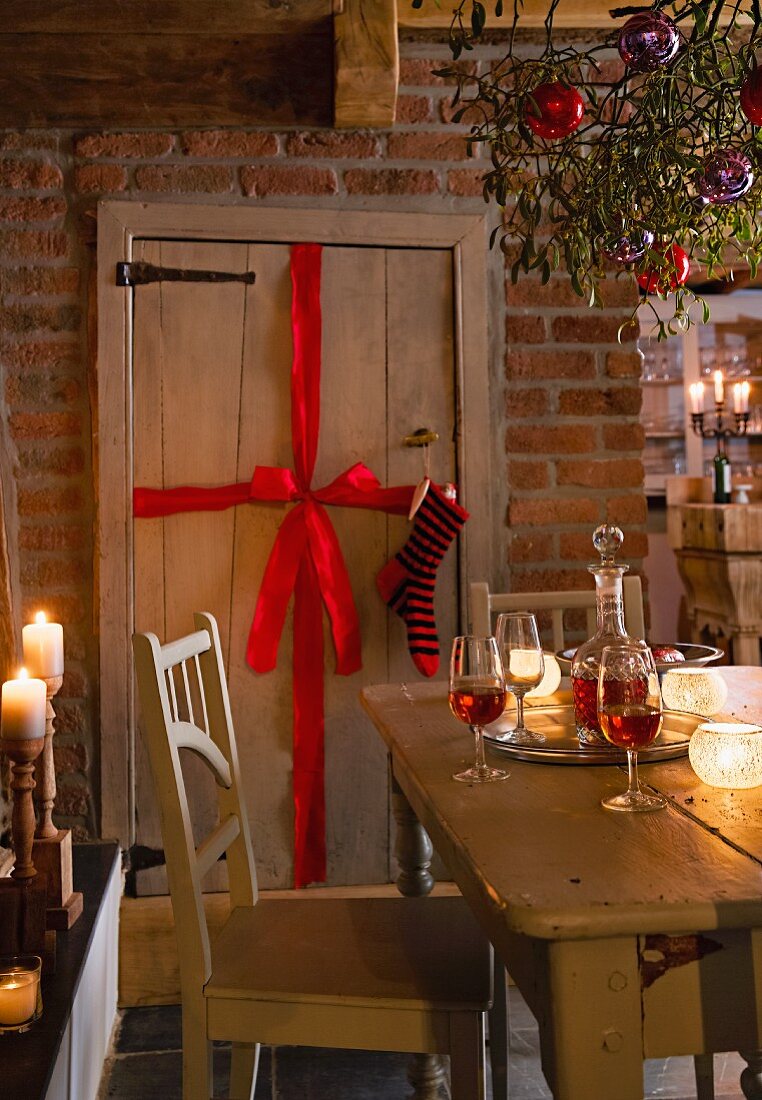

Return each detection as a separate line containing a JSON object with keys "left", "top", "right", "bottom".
{"left": 0, "top": 955, "right": 42, "bottom": 1033}
{"left": 688, "top": 722, "right": 762, "bottom": 789}
{"left": 661, "top": 667, "right": 728, "bottom": 717}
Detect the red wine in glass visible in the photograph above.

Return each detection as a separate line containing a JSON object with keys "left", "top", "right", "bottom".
{"left": 597, "top": 642, "right": 666, "bottom": 813}
{"left": 448, "top": 683, "right": 507, "bottom": 727}
{"left": 449, "top": 636, "right": 510, "bottom": 784}
{"left": 599, "top": 703, "right": 662, "bottom": 750}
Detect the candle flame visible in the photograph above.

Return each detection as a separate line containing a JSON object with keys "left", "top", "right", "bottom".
{"left": 18, "top": 668, "right": 28, "bottom": 680}
{"left": 34, "top": 611, "right": 46, "bottom": 625}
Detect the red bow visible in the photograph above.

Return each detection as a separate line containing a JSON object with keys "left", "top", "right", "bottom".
{"left": 134, "top": 244, "right": 412, "bottom": 886}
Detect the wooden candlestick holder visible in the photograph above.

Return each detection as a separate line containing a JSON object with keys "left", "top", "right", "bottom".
{"left": 2, "top": 734, "right": 44, "bottom": 880}
{"left": 32, "top": 675, "right": 83, "bottom": 930}
{"left": 0, "top": 735, "right": 50, "bottom": 966}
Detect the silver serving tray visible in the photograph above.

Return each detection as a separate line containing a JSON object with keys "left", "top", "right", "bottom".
{"left": 483, "top": 704, "right": 699, "bottom": 764}
{"left": 556, "top": 643, "right": 723, "bottom": 674}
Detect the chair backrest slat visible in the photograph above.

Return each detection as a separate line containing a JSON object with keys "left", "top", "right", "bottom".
{"left": 469, "top": 577, "right": 645, "bottom": 650}
{"left": 167, "top": 666, "right": 179, "bottom": 721}
{"left": 180, "top": 660, "right": 194, "bottom": 725}
{"left": 132, "top": 613, "right": 257, "bottom": 996}
{"left": 194, "top": 654, "right": 209, "bottom": 735}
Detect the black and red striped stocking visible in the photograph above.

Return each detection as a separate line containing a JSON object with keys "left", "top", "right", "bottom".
{"left": 377, "top": 483, "right": 469, "bottom": 677}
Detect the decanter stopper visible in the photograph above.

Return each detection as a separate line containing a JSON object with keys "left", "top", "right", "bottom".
{"left": 592, "top": 524, "right": 624, "bottom": 565}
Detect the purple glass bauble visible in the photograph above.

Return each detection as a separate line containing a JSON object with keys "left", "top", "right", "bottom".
{"left": 697, "top": 149, "right": 754, "bottom": 204}
{"left": 602, "top": 228, "right": 655, "bottom": 264}
{"left": 618, "top": 12, "right": 680, "bottom": 72}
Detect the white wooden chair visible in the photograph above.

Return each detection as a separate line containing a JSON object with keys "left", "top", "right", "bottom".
{"left": 469, "top": 575, "right": 646, "bottom": 646}
{"left": 132, "top": 612, "right": 494, "bottom": 1100}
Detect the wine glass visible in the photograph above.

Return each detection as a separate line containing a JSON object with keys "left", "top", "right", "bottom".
{"left": 597, "top": 642, "right": 666, "bottom": 812}
{"left": 495, "top": 612, "right": 545, "bottom": 745}
{"left": 448, "top": 636, "right": 509, "bottom": 783}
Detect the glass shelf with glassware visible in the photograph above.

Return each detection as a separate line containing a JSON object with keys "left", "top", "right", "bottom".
{"left": 639, "top": 291, "right": 762, "bottom": 496}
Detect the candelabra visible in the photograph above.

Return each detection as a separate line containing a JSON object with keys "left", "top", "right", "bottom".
{"left": 689, "top": 377, "right": 750, "bottom": 503}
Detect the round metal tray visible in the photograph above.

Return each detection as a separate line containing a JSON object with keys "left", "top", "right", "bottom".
{"left": 556, "top": 643, "right": 723, "bottom": 674}
{"left": 483, "top": 704, "right": 699, "bottom": 764}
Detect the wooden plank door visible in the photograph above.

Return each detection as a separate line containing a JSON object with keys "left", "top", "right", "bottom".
{"left": 130, "top": 237, "right": 459, "bottom": 893}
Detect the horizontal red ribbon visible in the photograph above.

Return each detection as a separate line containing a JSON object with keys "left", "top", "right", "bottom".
{"left": 134, "top": 243, "right": 413, "bottom": 888}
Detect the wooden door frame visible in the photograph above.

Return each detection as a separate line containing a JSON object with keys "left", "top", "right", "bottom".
{"left": 97, "top": 201, "right": 494, "bottom": 845}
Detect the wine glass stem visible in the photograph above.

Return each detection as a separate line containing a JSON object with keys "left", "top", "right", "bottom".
{"left": 472, "top": 725, "right": 488, "bottom": 772}
{"left": 515, "top": 692, "right": 526, "bottom": 732}
{"left": 626, "top": 749, "right": 640, "bottom": 796}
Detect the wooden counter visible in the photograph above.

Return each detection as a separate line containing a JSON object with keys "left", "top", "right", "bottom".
{"left": 667, "top": 476, "right": 762, "bottom": 664}
{"left": 4, "top": 842, "right": 120, "bottom": 1100}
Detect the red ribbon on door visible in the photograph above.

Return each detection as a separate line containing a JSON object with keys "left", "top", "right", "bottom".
{"left": 134, "top": 243, "right": 413, "bottom": 887}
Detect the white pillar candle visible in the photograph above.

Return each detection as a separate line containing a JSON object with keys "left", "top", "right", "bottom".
{"left": 689, "top": 382, "right": 704, "bottom": 414}
{"left": 714, "top": 369, "right": 725, "bottom": 405}
{"left": 22, "top": 611, "right": 64, "bottom": 679}
{"left": 740, "top": 380, "right": 750, "bottom": 413}
{"left": 1, "top": 670, "right": 46, "bottom": 740}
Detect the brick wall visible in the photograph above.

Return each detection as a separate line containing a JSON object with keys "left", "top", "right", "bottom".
{"left": 0, "top": 40, "right": 645, "bottom": 837}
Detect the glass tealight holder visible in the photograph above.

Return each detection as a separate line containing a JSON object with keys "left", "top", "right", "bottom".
{"left": 688, "top": 722, "right": 762, "bottom": 789}
{"left": 0, "top": 955, "right": 42, "bottom": 1034}
{"left": 661, "top": 667, "right": 728, "bottom": 717}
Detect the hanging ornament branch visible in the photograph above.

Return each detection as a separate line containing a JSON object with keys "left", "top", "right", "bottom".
{"left": 413, "top": 0, "right": 762, "bottom": 338}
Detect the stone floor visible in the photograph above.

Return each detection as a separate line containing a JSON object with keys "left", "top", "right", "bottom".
{"left": 99, "top": 987, "right": 747, "bottom": 1099}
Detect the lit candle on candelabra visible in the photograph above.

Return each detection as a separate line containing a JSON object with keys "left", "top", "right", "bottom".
{"left": 1, "top": 670, "right": 46, "bottom": 741}
{"left": 714, "top": 369, "right": 725, "bottom": 404}
{"left": 733, "top": 380, "right": 751, "bottom": 414}
{"left": 689, "top": 382, "right": 705, "bottom": 414}
{"left": 22, "top": 612, "right": 64, "bottom": 679}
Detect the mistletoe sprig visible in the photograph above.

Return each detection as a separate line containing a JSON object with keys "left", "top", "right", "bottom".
{"left": 417, "top": 0, "right": 762, "bottom": 338}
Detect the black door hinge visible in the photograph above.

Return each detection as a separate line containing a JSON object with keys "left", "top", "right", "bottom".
{"left": 116, "top": 261, "right": 256, "bottom": 287}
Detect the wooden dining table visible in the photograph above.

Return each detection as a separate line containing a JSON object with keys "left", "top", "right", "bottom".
{"left": 361, "top": 668, "right": 762, "bottom": 1100}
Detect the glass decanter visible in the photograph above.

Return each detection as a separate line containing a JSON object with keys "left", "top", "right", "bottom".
{"left": 571, "top": 524, "right": 636, "bottom": 746}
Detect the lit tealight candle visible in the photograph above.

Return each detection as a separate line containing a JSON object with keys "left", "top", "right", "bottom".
{"left": 661, "top": 667, "right": 728, "bottom": 717}
{"left": 526, "top": 653, "right": 563, "bottom": 698}
{"left": 1, "top": 669, "right": 46, "bottom": 741}
{"left": 688, "top": 722, "right": 762, "bottom": 789}
{"left": 0, "top": 957, "right": 41, "bottom": 1030}
{"left": 22, "top": 611, "right": 64, "bottom": 679}
{"left": 689, "top": 382, "right": 705, "bottom": 415}
{"left": 508, "top": 648, "right": 544, "bottom": 683}
{"left": 714, "top": 369, "right": 725, "bottom": 405}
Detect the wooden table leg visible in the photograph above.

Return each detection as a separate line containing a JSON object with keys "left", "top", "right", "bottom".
{"left": 392, "top": 778, "right": 447, "bottom": 1098}
{"left": 541, "top": 938, "right": 644, "bottom": 1100}
{"left": 741, "top": 1051, "right": 762, "bottom": 1099}
{"left": 392, "top": 779, "right": 434, "bottom": 898}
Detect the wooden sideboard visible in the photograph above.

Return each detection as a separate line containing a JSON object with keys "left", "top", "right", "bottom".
{"left": 667, "top": 476, "right": 762, "bottom": 664}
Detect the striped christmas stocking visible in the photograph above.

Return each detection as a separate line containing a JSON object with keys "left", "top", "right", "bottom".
{"left": 377, "top": 483, "right": 468, "bottom": 677}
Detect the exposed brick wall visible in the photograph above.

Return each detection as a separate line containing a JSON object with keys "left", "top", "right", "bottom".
{"left": 0, "top": 40, "right": 645, "bottom": 836}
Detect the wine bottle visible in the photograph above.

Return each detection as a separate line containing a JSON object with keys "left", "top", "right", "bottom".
{"left": 712, "top": 452, "right": 731, "bottom": 504}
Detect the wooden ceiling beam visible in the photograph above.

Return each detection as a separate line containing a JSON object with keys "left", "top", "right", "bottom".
{"left": 3, "top": 0, "right": 334, "bottom": 34}
{"left": 334, "top": 0, "right": 399, "bottom": 129}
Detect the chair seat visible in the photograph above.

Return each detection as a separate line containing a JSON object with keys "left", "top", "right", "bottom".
{"left": 206, "top": 895, "right": 491, "bottom": 1012}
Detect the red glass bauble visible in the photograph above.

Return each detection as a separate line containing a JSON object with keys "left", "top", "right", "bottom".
{"left": 636, "top": 244, "right": 690, "bottom": 295}
{"left": 740, "top": 67, "right": 762, "bottom": 125}
{"left": 524, "top": 82, "right": 585, "bottom": 140}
